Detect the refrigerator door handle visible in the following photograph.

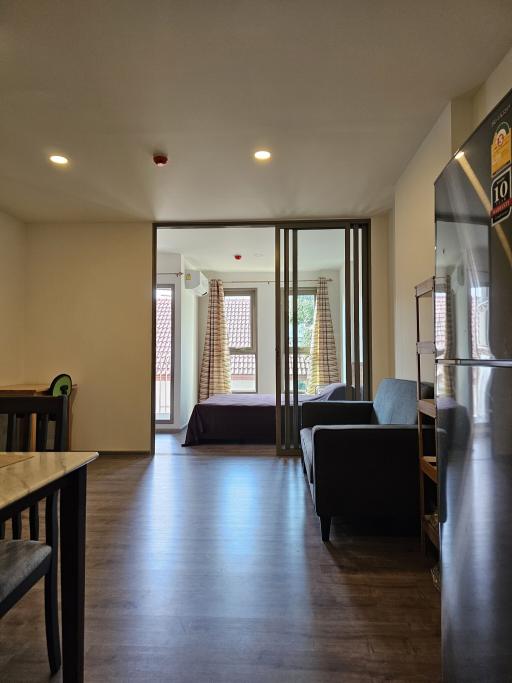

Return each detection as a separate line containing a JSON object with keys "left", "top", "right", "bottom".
{"left": 437, "top": 359, "right": 512, "bottom": 367}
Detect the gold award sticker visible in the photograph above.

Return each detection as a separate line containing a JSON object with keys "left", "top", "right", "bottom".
{"left": 491, "top": 122, "right": 511, "bottom": 177}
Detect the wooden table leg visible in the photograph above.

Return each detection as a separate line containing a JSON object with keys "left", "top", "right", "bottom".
{"left": 60, "top": 467, "right": 87, "bottom": 683}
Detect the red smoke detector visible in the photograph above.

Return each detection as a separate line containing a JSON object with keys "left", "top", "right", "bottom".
{"left": 153, "top": 153, "right": 168, "bottom": 167}
{"left": 234, "top": 254, "right": 242, "bottom": 260}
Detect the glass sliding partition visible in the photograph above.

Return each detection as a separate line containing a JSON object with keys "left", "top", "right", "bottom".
{"left": 275, "top": 223, "right": 371, "bottom": 455}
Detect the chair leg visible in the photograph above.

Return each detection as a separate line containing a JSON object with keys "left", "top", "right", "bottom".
{"left": 44, "top": 568, "right": 61, "bottom": 674}
{"left": 45, "top": 493, "right": 61, "bottom": 674}
{"left": 320, "top": 516, "right": 331, "bottom": 542}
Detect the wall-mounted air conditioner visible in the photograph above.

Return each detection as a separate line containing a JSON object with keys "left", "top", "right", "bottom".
{"left": 184, "top": 270, "right": 209, "bottom": 297}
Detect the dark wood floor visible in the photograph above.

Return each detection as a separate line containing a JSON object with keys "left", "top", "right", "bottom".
{"left": 0, "top": 442, "right": 441, "bottom": 682}
{"left": 155, "top": 428, "right": 277, "bottom": 456}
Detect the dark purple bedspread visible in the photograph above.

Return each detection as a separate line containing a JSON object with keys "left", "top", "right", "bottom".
{"left": 183, "top": 384, "right": 348, "bottom": 445}
{"left": 184, "top": 394, "right": 279, "bottom": 445}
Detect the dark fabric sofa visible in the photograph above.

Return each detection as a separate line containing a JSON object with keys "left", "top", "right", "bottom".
{"left": 300, "top": 378, "right": 434, "bottom": 541}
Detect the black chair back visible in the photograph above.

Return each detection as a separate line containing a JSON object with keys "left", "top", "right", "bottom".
{"left": 0, "top": 395, "right": 68, "bottom": 452}
{"left": 0, "top": 396, "right": 68, "bottom": 540}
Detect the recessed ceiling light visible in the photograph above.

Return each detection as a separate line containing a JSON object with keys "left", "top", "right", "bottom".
{"left": 455, "top": 150, "right": 464, "bottom": 160}
{"left": 49, "top": 154, "right": 69, "bottom": 165}
{"left": 254, "top": 150, "right": 271, "bottom": 161}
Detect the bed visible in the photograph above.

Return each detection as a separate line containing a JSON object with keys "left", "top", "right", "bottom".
{"left": 183, "top": 383, "right": 348, "bottom": 446}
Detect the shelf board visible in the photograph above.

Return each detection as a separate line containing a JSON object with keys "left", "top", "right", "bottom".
{"left": 422, "top": 515, "right": 439, "bottom": 549}
{"left": 416, "top": 341, "right": 435, "bottom": 354}
{"left": 418, "top": 398, "right": 436, "bottom": 418}
{"left": 420, "top": 455, "right": 437, "bottom": 483}
{"left": 415, "top": 277, "right": 434, "bottom": 298}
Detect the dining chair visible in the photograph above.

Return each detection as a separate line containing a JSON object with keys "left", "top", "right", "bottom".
{"left": 0, "top": 395, "right": 68, "bottom": 540}
{"left": 0, "top": 493, "right": 60, "bottom": 673}
{"left": 0, "top": 395, "right": 68, "bottom": 675}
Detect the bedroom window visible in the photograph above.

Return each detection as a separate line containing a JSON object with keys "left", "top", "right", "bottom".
{"left": 225, "top": 289, "right": 257, "bottom": 392}
{"left": 155, "top": 285, "right": 175, "bottom": 422}
{"left": 287, "top": 289, "right": 316, "bottom": 393}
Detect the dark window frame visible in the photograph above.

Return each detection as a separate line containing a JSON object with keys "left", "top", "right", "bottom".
{"left": 224, "top": 288, "right": 258, "bottom": 393}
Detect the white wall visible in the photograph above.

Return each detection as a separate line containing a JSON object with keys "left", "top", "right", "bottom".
{"left": 156, "top": 252, "right": 198, "bottom": 429}
{"left": 370, "top": 211, "right": 393, "bottom": 389}
{"left": 0, "top": 210, "right": 26, "bottom": 385}
{"left": 451, "top": 95, "right": 475, "bottom": 153}
{"left": 386, "top": 205, "right": 396, "bottom": 379}
{"left": 24, "top": 222, "right": 153, "bottom": 452}
{"left": 180, "top": 261, "right": 198, "bottom": 426}
{"left": 198, "top": 270, "right": 343, "bottom": 394}
{"left": 392, "top": 104, "right": 452, "bottom": 379}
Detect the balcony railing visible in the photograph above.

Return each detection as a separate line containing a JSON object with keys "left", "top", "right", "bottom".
{"left": 155, "top": 372, "right": 172, "bottom": 421}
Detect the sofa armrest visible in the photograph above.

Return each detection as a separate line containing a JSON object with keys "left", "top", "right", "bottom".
{"left": 313, "top": 423, "right": 419, "bottom": 457}
{"left": 312, "top": 424, "right": 420, "bottom": 520}
{"left": 301, "top": 401, "right": 374, "bottom": 428}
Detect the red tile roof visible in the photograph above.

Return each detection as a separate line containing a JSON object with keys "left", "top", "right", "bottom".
{"left": 291, "top": 353, "right": 310, "bottom": 376}
{"left": 156, "top": 292, "right": 172, "bottom": 378}
{"left": 229, "top": 352, "right": 309, "bottom": 376}
{"left": 225, "top": 295, "right": 252, "bottom": 348}
{"left": 230, "top": 354, "right": 255, "bottom": 376}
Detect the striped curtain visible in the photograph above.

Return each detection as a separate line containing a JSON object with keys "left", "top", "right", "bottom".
{"left": 306, "top": 277, "right": 340, "bottom": 394}
{"left": 199, "top": 279, "right": 232, "bottom": 401}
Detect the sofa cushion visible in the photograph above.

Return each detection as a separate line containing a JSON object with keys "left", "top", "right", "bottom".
{"left": 300, "top": 428, "right": 314, "bottom": 483}
{"left": 306, "top": 383, "right": 349, "bottom": 402}
{"left": 372, "top": 378, "right": 424, "bottom": 425}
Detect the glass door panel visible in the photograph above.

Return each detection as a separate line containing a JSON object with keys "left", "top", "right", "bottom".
{"left": 275, "top": 223, "right": 371, "bottom": 455}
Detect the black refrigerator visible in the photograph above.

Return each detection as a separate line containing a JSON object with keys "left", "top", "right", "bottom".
{"left": 435, "top": 87, "right": 512, "bottom": 682}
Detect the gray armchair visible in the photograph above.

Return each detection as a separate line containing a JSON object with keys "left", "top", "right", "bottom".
{"left": 300, "top": 378, "right": 434, "bottom": 541}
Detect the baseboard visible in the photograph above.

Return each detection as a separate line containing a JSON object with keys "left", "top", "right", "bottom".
{"left": 155, "top": 426, "right": 187, "bottom": 434}
{"left": 98, "top": 450, "right": 151, "bottom": 456}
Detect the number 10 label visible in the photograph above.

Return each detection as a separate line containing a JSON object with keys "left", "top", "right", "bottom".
{"left": 491, "top": 166, "right": 512, "bottom": 226}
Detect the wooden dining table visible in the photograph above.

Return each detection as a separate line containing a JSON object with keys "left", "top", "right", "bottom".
{"left": 0, "top": 450, "right": 98, "bottom": 682}
{"left": 0, "top": 383, "right": 78, "bottom": 449}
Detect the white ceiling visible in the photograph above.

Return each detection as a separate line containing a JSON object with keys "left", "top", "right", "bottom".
{"left": 158, "top": 227, "right": 347, "bottom": 272}
{"left": 1, "top": 1, "right": 511, "bottom": 223}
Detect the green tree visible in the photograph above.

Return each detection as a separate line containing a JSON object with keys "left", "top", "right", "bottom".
{"left": 289, "top": 294, "right": 315, "bottom": 348}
